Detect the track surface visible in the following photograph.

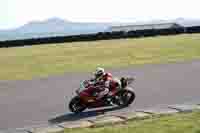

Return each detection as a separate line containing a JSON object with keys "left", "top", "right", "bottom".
{"left": 0, "top": 60, "right": 200, "bottom": 129}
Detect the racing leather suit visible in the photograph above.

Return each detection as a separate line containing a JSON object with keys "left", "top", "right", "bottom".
{"left": 95, "top": 73, "right": 121, "bottom": 100}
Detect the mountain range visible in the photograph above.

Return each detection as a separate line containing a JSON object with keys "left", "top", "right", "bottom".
{"left": 0, "top": 18, "right": 112, "bottom": 41}
{"left": 0, "top": 17, "right": 200, "bottom": 41}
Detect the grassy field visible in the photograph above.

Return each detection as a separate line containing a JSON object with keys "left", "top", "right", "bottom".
{"left": 0, "top": 34, "right": 200, "bottom": 80}
{"left": 62, "top": 111, "right": 200, "bottom": 133}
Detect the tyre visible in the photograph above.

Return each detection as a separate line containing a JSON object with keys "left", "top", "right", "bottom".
{"left": 114, "top": 90, "right": 135, "bottom": 107}
{"left": 69, "top": 96, "right": 86, "bottom": 113}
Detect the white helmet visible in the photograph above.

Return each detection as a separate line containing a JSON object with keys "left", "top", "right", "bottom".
{"left": 94, "top": 67, "right": 105, "bottom": 80}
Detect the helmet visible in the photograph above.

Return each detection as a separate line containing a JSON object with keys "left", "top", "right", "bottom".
{"left": 94, "top": 67, "right": 105, "bottom": 80}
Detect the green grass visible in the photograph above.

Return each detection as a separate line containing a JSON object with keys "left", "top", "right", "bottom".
{"left": 62, "top": 111, "right": 200, "bottom": 133}
{"left": 1, "top": 34, "right": 200, "bottom": 80}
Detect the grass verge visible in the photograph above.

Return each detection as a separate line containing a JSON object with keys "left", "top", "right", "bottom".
{"left": 61, "top": 111, "right": 200, "bottom": 133}
{"left": 0, "top": 34, "right": 200, "bottom": 80}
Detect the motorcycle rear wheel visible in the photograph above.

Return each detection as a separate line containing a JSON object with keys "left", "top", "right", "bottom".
{"left": 114, "top": 90, "right": 135, "bottom": 107}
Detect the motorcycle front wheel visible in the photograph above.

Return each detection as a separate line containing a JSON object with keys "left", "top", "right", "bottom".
{"left": 69, "top": 96, "right": 86, "bottom": 113}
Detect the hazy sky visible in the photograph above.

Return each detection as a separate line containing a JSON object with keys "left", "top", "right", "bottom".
{"left": 0, "top": 0, "right": 200, "bottom": 29}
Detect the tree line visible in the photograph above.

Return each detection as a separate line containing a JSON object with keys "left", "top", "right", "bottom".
{"left": 0, "top": 26, "right": 200, "bottom": 48}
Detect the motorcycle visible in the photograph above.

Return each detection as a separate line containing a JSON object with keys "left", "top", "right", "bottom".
{"left": 69, "top": 77, "right": 136, "bottom": 113}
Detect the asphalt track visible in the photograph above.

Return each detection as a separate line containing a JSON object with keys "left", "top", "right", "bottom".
{"left": 0, "top": 60, "right": 200, "bottom": 129}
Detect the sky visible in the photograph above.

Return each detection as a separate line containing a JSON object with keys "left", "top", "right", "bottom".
{"left": 0, "top": 0, "right": 200, "bottom": 29}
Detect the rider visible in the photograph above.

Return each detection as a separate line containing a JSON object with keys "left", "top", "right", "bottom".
{"left": 91, "top": 67, "right": 122, "bottom": 100}
{"left": 89, "top": 67, "right": 111, "bottom": 99}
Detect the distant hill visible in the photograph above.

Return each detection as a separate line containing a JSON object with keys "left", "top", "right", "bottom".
{"left": 0, "top": 17, "right": 200, "bottom": 41}
{"left": 111, "top": 18, "right": 200, "bottom": 27}
{"left": 174, "top": 18, "right": 200, "bottom": 27}
{"left": 0, "top": 18, "right": 112, "bottom": 41}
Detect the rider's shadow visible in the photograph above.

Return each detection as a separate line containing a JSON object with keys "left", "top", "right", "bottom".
{"left": 48, "top": 106, "right": 124, "bottom": 124}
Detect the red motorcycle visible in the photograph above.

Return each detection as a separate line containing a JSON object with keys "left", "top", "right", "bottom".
{"left": 69, "top": 77, "right": 136, "bottom": 113}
